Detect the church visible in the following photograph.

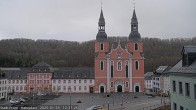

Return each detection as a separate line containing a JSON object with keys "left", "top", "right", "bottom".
{"left": 94, "top": 9, "right": 145, "bottom": 93}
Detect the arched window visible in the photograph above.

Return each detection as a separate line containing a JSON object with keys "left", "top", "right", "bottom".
{"left": 100, "top": 61, "right": 104, "bottom": 70}
{"left": 126, "top": 61, "right": 128, "bottom": 78}
{"left": 100, "top": 43, "right": 104, "bottom": 50}
{"left": 135, "top": 61, "right": 139, "bottom": 70}
{"left": 134, "top": 43, "right": 138, "bottom": 50}
{"left": 111, "top": 61, "right": 114, "bottom": 77}
{"left": 20, "top": 86, "right": 23, "bottom": 90}
{"left": 117, "top": 61, "right": 122, "bottom": 71}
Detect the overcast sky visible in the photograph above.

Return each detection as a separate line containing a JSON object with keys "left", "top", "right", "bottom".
{"left": 0, "top": 0, "right": 195, "bottom": 41}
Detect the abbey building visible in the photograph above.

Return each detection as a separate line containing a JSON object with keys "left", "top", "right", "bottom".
{"left": 94, "top": 9, "right": 144, "bottom": 93}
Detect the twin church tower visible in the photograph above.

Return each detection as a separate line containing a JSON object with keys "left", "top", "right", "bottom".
{"left": 94, "top": 9, "right": 144, "bottom": 93}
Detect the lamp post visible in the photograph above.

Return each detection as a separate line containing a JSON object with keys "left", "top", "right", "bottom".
{"left": 112, "top": 88, "right": 114, "bottom": 106}
{"left": 68, "top": 87, "right": 71, "bottom": 110}
{"left": 107, "top": 91, "right": 110, "bottom": 110}
{"left": 33, "top": 94, "right": 34, "bottom": 105}
{"left": 121, "top": 93, "right": 123, "bottom": 106}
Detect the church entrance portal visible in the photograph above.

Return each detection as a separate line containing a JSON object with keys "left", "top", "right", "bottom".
{"left": 135, "top": 86, "right": 139, "bottom": 92}
{"left": 100, "top": 86, "right": 104, "bottom": 93}
{"left": 117, "top": 85, "right": 122, "bottom": 92}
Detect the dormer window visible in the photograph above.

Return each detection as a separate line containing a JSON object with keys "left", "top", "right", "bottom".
{"left": 100, "top": 43, "right": 104, "bottom": 50}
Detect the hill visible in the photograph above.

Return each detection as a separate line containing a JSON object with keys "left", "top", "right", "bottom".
{"left": 0, "top": 37, "right": 196, "bottom": 72}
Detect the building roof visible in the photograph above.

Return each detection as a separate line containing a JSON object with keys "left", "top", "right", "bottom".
{"left": 145, "top": 72, "right": 154, "bottom": 77}
{"left": 98, "top": 9, "right": 105, "bottom": 26}
{"left": 52, "top": 67, "right": 94, "bottom": 79}
{"left": 131, "top": 10, "right": 138, "bottom": 24}
{"left": 96, "top": 9, "right": 107, "bottom": 41}
{"left": 169, "top": 60, "right": 196, "bottom": 74}
{"left": 31, "top": 61, "right": 53, "bottom": 73}
{"left": 156, "top": 66, "right": 169, "bottom": 73}
{"left": 129, "top": 9, "right": 141, "bottom": 41}
{"left": 144, "top": 72, "right": 154, "bottom": 80}
{"left": 0, "top": 68, "right": 20, "bottom": 71}
{"left": 33, "top": 61, "right": 51, "bottom": 67}
{"left": 2, "top": 70, "right": 28, "bottom": 79}
{"left": 0, "top": 67, "right": 94, "bottom": 80}
{"left": 182, "top": 46, "right": 196, "bottom": 54}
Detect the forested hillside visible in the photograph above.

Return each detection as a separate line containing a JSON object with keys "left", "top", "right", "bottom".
{"left": 0, "top": 37, "right": 196, "bottom": 72}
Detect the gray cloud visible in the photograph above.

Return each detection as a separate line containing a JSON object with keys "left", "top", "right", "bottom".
{"left": 0, "top": 0, "right": 195, "bottom": 41}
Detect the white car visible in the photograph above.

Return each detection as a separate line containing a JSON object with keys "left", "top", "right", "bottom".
{"left": 9, "top": 99, "right": 19, "bottom": 104}
{"left": 19, "top": 98, "right": 28, "bottom": 102}
{"left": 86, "top": 105, "right": 103, "bottom": 110}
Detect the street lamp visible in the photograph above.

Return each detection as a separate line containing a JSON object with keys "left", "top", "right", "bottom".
{"left": 112, "top": 88, "right": 114, "bottom": 106}
{"left": 121, "top": 93, "right": 123, "bottom": 106}
{"left": 107, "top": 91, "right": 110, "bottom": 110}
{"left": 68, "top": 87, "right": 71, "bottom": 110}
{"left": 33, "top": 94, "right": 34, "bottom": 105}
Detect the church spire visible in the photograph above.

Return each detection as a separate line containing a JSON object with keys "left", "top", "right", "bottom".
{"left": 129, "top": 9, "right": 141, "bottom": 41}
{"left": 96, "top": 9, "right": 107, "bottom": 41}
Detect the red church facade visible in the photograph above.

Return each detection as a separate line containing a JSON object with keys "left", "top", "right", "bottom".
{"left": 94, "top": 9, "right": 144, "bottom": 93}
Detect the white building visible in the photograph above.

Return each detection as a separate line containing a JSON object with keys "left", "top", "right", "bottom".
{"left": 52, "top": 79, "right": 94, "bottom": 93}
{"left": 152, "top": 76, "right": 160, "bottom": 93}
{"left": 153, "top": 66, "right": 171, "bottom": 94}
{"left": 144, "top": 72, "right": 153, "bottom": 92}
{"left": 52, "top": 68, "right": 94, "bottom": 93}
{"left": 4, "top": 70, "right": 27, "bottom": 94}
{"left": 162, "top": 74, "right": 170, "bottom": 94}
{"left": 0, "top": 78, "right": 8, "bottom": 100}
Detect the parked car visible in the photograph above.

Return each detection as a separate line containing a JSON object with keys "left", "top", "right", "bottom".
{"left": 86, "top": 105, "right": 104, "bottom": 110}
{"left": 23, "top": 97, "right": 30, "bottom": 101}
{"left": 19, "top": 98, "right": 28, "bottom": 103}
{"left": 9, "top": 99, "right": 19, "bottom": 104}
{"left": 37, "top": 92, "right": 47, "bottom": 96}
